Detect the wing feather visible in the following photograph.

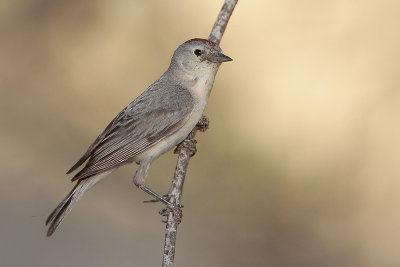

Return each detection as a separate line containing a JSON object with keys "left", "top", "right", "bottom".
{"left": 68, "top": 80, "right": 194, "bottom": 181}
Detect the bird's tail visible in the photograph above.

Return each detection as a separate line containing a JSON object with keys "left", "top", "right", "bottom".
{"left": 45, "top": 174, "right": 105, "bottom": 236}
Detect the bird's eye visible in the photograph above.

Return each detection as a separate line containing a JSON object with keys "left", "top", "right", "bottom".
{"left": 194, "top": 49, "right": 202, "bottom": 56}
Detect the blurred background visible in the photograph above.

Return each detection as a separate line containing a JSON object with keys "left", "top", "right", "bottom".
{"left": 1, "top": 0, "right": 399, "bottom": 266}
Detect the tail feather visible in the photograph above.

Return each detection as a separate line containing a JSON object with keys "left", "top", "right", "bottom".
{"left": 46, "top": 174, "right": 107, "bottom": 236}
{"left": 46, "top": 193, "right": 75, "bottom": 237}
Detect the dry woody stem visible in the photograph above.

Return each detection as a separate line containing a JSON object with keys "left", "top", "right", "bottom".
{"left": 161, "top": 1, "right": 238, "bottom": 267}
{"left": 208, "top": 0, "right": 239, "bottom": 45}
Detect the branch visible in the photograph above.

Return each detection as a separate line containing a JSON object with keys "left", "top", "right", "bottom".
{"left": 161, "top": 116, "right": 209, "bottom": 267}
{"left": 208, "top": 0, "right": 238, "bottom": 45}
{"left": 161, "top": 1, "right": 238, "bottom": 267}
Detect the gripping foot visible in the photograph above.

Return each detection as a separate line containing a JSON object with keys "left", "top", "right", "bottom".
{"left": 159, "top": 205, "right": 183, "bottom": 224}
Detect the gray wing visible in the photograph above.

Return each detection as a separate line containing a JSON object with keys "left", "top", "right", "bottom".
{"left": 68, "top": 80, "right": 194, "bottom": 181}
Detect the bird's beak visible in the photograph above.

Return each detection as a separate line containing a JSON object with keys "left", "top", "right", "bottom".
{"left": 207, "top": 52, "right": 233, "bottom": 63}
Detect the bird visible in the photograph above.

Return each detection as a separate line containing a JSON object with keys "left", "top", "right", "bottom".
{"left": 45, "top": 38, "right": 232, "bottom": 236}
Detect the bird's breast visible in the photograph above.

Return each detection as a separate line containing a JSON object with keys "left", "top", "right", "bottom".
{"left": 135, "top": 73, "right": 216, "bottom": 164}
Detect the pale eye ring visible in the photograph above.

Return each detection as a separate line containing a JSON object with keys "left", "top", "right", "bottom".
{"left": 194, "top": 49, "right": 202, "bottom": 56}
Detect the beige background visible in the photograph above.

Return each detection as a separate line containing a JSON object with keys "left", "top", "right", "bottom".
{"left": 1, "top": 1, "right": 399, "bottom": 266}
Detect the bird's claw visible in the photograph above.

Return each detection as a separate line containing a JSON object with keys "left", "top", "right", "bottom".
{"left": 159, "top": 204, "right": 183, "bottom": 224}
{"left": 196, "top": 115, "right": 209, "bottom": 132}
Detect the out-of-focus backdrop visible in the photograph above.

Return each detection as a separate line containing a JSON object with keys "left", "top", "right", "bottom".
{"left": 1, "top": 1, "right": 399, "bottom": 266}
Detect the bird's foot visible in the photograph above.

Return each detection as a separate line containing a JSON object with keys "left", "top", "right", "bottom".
{"left": 159, "top": 204, "right": 183, "bottom": 224}
{"left": 196, "top": 115, "right": 209, "bottom": 132}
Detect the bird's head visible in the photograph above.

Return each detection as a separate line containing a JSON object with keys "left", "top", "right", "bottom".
{"left": 170, "top": 38, "right": 232, "bottom": 75}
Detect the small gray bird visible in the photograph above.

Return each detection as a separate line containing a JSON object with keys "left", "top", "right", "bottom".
{"left": 46, "top": 38, "right": 232, "bottom": 236}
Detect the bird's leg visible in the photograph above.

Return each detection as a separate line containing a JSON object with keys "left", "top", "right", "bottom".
{"left": 139, "top": 185, "right": 173, "bottom": 206}
{"left": 139, "top": 185, "right": 182, "bottom": 221}
{"left": 143, "top": 194, "right": 171, "bottom": 203}
{"left": 143, "top": 193, "right": 184, "bottom": 208}
{"left": 134, "top": 162, "right": 178, "bottom": 207}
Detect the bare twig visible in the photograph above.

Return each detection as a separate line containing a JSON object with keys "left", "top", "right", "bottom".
{"left": 208, "top": 0, "right": 239, "bottom": 45}
{"left": 161, "top": 1, "right": 238, "bottom": 266}
{"left": 161, "top": 116, "right": 209, "bottom": 267}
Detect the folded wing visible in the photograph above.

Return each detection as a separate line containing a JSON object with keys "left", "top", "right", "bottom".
{"left": 67, "top": 81, "right": 194, "bottom": 182}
